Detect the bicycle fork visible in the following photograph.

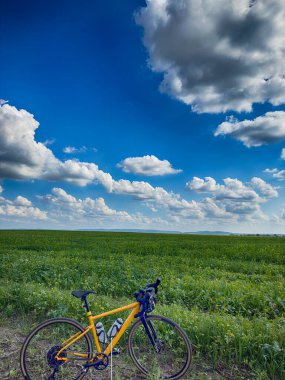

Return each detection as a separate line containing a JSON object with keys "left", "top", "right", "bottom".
{"left": 140, "top": 316, "right": 161, "bottom": 353}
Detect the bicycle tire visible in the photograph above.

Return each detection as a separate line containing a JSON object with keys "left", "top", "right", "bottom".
{"left": 128, "top": 315, "right": 192, "bottom": 379}
{"left": 20, "top": 317, "right": 93, "bottom": 380}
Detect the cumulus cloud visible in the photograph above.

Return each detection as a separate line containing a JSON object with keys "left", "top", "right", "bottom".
{"left": 110, "top": 178, "right": 204, "bottom": 218}
{"left": 63, "top": 146, "right": 87, "bottom": 154}
{"left": 186, "top": 176, "right": 278, "bottom": 220}
{"left": 0, "top": 104, "right": 196, "bottom": 219}
{"left": 40, "top": 187, "right": 167, "bottom": 226}
{"left": 113, "top": 174, "right": 276, "bottom": 222}
{"left": 263, "top": 151, "right": 285, "bottom": 180}
{"left": 250, "top": 177, "right": 279, "bottom": 198}
{"left": 199, "top": 198, "right": 232, "bottom": 219}
{"left": 41, "top": 187, "right": 132, "bottom": 220}
{"left": 273, "top": 170, "right": 285, "bottom": 180}
{"left": 188, "top": 176, "right": 263, "bottom": 201}
{"left": 0, "top": 99, "right": 9, "bottom": 107}
{"left": 43, "top": 160, "right": 113, "bottom": 188}
{"left": 0, "top": 104, "right": 111, "bottom": 186}
{"left": 117, "top": 155, "right": 182, "bottom": 176}
{"left": 136, "top": 0, "right": 285, "bottom": 113}
{"left": 0, "top": 104, "right": 56, "bottom": 179}
{"left": 0, "top": 103, "right": 280, "bottom": 224}
{"left": 187, "top": 176, "right": 278, "bottom": 200}
{"left": 263, "top": 168, "right": 278, "bottom": 174}
{"left": 0, "top": 104, "right": 202, "bottom": 216}
{"left": 263, "top": 166, "right": 285, "bottom": 180}
{"left": 0, "top": 189, "right": 47, "bottom": 220}
{"left": 215, "top": 112, "right": 285, "bottom": 147}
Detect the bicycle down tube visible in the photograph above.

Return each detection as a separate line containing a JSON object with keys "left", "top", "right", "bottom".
{"left": 56, "top": 301, "right": 140, "bottom": 361}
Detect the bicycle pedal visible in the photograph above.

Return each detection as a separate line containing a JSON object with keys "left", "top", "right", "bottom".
{"left": 110, "top": 348, "right": 120, "bottom": 356}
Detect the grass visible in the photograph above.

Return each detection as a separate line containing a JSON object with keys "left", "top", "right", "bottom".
{"left": 0, "top": 230, "right": 284, "bottom": 379}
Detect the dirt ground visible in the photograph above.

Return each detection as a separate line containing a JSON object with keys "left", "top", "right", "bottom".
{"left": 0, "top": 324, "right": 251, "bottom": 380}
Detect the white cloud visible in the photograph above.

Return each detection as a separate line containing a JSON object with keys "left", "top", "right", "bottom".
{"left": 250, "top": 177, "right": 279, "bottom": 198}
{"left": 111, "top": 174, "right": 277, "bottom": 222}
{"left": 110, "top": 178, "right": 205, "bottom": 219}
{"left": 215, "top": 112, "right": 285, "bottom": 147}
{"left": 14, "top": 196, "right": 32, "bottom": 207}
{"left": 42, "top": 160, "right": 114, "bottom": 188}
{"left": 117, "top": 155, "right": 182, "bottom": 176}
{"left": 186, "top": 176, "right": 268, "bottom": 201}
{"left": 263, "top": 149, "right": 285, "bottom": 180}
{"left": 0, "top": 104, "right": 111, "bottom": 187}
{"left": 263, "top": 168, "right": 278, "bottom": 174}
{"left": 263, "top": 166, "right": 285, "bottom": 180}
{"left": 63, "top": 146, "right": 87, "bottom": 154}
{"left": 136, "top": 0, "right": 285, "bottom": 113}
{"left": 43, "top": 138, "right": 55, "bottom": 146}
{"left": 0, "top": 104, "right": 56, "bottom": 179}
{"left": 200, "top": 197, "right": 235, "bottom": 220}
{"left": 0, "top": 103, "right": 281, "bottom": 226}
{"left": 40, "top": 187, "right": 167, "bottom": 226}
{"left": 273, "top": 170, "right": 285, "bottom": 180}
{"left": 0, "top": 106, "right": 202, "bottom": 217}
{"left": 42, "top": 187, "right": 131, "bottom": 220}
{"left": 0, "top": 104, "right": 198, "bottom": 217}
{"left": 0, "top": 189, "right": 47, "bottom": 220}
{"left": 186, "top": 176, "right": 278, "bottom": 220}
{"left": 0, "top": 99, "right": 9, "bottom": 107}
{"left": 270, "top": 209, "right": 285, "bottom": 225}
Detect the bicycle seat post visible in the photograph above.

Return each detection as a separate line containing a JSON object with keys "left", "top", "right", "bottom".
{"left": 81, "top": 296, "right": 90, "bottom": 313}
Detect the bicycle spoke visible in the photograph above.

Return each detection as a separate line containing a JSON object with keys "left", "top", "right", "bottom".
{"left": 129, "top": 316, "right": 191, "bottom": 379}
{"left": 21, "top": 319, "right": 92, "bottom": 380}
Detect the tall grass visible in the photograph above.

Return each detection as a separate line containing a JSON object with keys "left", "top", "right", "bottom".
{"left": 0, "top": 230, "right": 284, "bottom": 378}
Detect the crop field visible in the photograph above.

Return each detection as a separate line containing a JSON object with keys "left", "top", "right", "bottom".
{"left": 0, "top": 230, "right": 284, "bottom": 379}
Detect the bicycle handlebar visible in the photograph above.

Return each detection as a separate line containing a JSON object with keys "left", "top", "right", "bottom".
{"left": 146, "top": 278, "right": 161, "bottom": 294}
{"left": 134, "top": 278, "right": 161, "bottom": 301}
{"left": 133, "top": 278, "right": 161, "bottom": 318}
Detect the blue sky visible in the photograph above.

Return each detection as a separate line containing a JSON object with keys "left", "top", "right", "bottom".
{"left": 0, "top": 0, "right": 285, "bottom": 232}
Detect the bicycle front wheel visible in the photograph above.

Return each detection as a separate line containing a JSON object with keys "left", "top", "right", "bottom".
{"left": 128, "top": 315, "right": 192, "bottom": 379}
{"left": 20, "top": 318, "right": 93, "bottom": 380}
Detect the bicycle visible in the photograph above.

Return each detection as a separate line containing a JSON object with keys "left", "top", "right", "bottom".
{"left": 20, "top": 278, "right": 192, "bottom": 379}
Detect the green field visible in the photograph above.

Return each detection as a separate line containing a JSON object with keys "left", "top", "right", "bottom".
{"left": 0, "top": 230, "right": 284, "bottom": 379}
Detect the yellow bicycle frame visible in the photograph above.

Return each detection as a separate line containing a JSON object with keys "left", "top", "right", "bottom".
{"left": 56, "top": 301, "right": 140, "bottom": 361}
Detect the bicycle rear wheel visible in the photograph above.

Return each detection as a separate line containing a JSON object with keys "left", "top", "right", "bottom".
{"left": 128, "top": 315, "right": 192, "bottom": 379}
{"left": 20, "top": 318, "right": 92, "bottom": 380}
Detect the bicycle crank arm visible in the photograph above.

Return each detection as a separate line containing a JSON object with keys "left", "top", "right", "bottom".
{"left": 82, "top": 353, "right": 109, "bottom": 370}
